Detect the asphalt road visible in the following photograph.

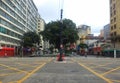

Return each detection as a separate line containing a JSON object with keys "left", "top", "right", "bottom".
{"left": 0, "top": 56, "right": 120, "bottom": 83}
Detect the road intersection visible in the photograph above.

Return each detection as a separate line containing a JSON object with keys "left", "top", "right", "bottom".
{"left": 0, "top": 57, "right": 120, "bottom": 83}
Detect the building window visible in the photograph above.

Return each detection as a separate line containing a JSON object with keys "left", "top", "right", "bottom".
{"left": 111, "top": 26, "right": 113, "bottom": 30}
{"left": 114, "top": 24, "right": 116, "bottom": 29}
{"left": 113, "top": 4, "right": 115, "bottom": 9}
{"left": 110, "top": 13, "right": 112, "bottom": 17}
{"left": 111, "top": 33, "right": 113, "bottom": 37}
{"left": 111, "top": 19, "right": 113, "bottom": 23}
{"left": 114, "top": 32, "right": 116, "bottom": 36}
{"left": 114, "top": 17, "right": 116, "bottom": 22}
{"left": 114, "top": 10, "right": 116, "bottom": 15}
{"left": 110, "top": 7, "right": 112, "bottom": 12}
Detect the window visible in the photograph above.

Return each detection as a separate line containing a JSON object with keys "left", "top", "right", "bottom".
{"left": 110, "top": 13, "right": 112, "bottom": 17}
{"left": 111, "top": 19, "right": 113, "bottom": 23}
{"left": 0, "top": 27, "right": 6, "bottom": 34}
{"left": 114, "top": 24, "right": 116, "bottom": 29}
{"left": 114, "top": 17, "right": 116, "bottom": 22}
{"left": 0, "top": 0, "right": 2, "bottom": 6}
{"left": 1, "top": 2, "right": 7, "bottom": 10}
{"left": 113, "top": 4, "right": 115, "bottom": 9}
{"left": 111, "top": 26, "right": 113, "bottom": 30}
{"left": 111, "top": 33, "right": 113, "bottom": 37}
{"left": 114, "top": 10, "right": 116, "bottom": 15}
{"left": 114, "top": 32, "right": 116, "bottom": 36}
{"left": 110, "top": 7, "right": 112, "bottom": 12}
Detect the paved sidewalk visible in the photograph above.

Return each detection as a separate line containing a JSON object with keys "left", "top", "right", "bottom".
{"left": 24, "top": 58, "right": 107, "bottom": 83}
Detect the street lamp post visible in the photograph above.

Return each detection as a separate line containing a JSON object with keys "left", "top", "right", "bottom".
{"left": 58, "top": 9, "right": 63, "bottom": 61}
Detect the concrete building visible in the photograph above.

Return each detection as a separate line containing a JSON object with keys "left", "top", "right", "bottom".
{"left": 37, "top": 15, "right": 49, "bottom": 50}
{"left": 77, "top": 25, "right": 91, "bottom": 44}
{"left": 104, "top": 24, "right": 110, "bottom": 40}
{"left": 110, "top": 0, "right": 120, "bottom": 48}
{"left": 99, "top": 29, "right": 104, "bottom": 38}
{"left": 0, "top": 0, "right": 39, "bottom": 48}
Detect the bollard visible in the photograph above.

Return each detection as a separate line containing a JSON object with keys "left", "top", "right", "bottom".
{"left": 57, "top": 54, "right": 65, "bottom": 61}
{"left": 114, "top": 49, "right": 116, "bottom": 58}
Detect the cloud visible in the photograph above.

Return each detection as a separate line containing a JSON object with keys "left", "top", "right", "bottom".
{"left": 33, "top": 0, "right": 60, "bottom": 23}
{"left": 33, "top": 0, "right": 110, "bottom": 35}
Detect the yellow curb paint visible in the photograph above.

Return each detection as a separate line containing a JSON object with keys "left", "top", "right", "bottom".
{"left": 102, "top": 66, "right": 120, "bottom": 76}
{"left": 0, "top": 64, "right": 28, "bottom": 74}
{"left": 18, "top": 63, "right": 46, "bottom": 83}
{"left": 71, "top": 59, "right": 112, "bottom": 83}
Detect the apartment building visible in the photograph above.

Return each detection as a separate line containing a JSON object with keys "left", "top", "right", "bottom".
{"left": 110, "top": 0, "right": 120, "bottom": 48}
{"left": 104, "top": 24, "right": 110, "bottom": 40}
{"left": 0, "top": 0, "right": 39, "bottom": 48}
{"left": 37, "top": 15, "right": 49, "bottom": 50}
{"left": 77, "top": 25, "right": 91, "bottom": 44}
{"left": 99, "top": 29, "right": 104, "bottom": 38}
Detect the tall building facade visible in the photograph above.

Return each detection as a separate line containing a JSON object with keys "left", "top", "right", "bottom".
{"left": 77, "top": 25, "right": 91, "bottom": 44}
{"left": 37, "top": 15, "right": 49, "bottom": 50}
{"left": 0, "top": 0, "right": 39, "bottom": 48}
{"left": 110, "top": 0, "right": 120, "bottom": 48}
{"left": 104, "top": 24, "right": 110, "bottom": 40}
{"left": 99, "top": 29, "right": 104, "bottom": 38}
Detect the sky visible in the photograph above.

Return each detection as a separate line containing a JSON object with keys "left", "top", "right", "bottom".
{"left": 33, "top": 0, "right": 110, "bottom": 36}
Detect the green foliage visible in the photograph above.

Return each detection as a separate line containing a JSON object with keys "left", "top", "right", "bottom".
{"left": 40, "top": 18, "right": 79, "bottom": 49}
{"left": 79, "top": 43, "right": 88, "bottom": 48}
{"left": 22, "top": 32, "right": 40, "bottom": 47}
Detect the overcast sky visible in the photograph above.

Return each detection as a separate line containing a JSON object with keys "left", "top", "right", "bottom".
{"left": 33, "top": 0, "right": 110, "bottom": 36}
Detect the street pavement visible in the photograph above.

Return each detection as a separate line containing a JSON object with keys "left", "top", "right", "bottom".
{"left": 0, "top": 56, "right": 120, "bottom": 83}
{"left": 24, "top": 57, "right": 107, "bottom": 83}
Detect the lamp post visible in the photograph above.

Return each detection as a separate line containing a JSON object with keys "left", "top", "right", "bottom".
{"left": 58, "top": 9, "right": 63, "bottom": 61}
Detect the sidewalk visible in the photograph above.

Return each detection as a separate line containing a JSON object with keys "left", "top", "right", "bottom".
{"left": 24, "top": 58, "right": 107, "bottom": 83}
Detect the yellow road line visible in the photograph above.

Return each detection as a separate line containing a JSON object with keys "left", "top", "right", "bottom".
{"left": 16, "top": 63, "right": 36, "bottom": 68}
{"left": 91, "top": 63, "right": 113, "bottom": 69}
{"left": 0, "top": 64, "right": 28, "bottom": 74}
{"left": 0, "top": 72, "right": 22, "bottom": 77}
{"left": 8, "top": 81, "right": 18, "bottom": 83}
{"left": 78, "top": 62, "right": 113, "bottom": 83}
{"left": 71, "top": 59, "right": 112, "bottom": 83}
{"left": 17, "top": 58, "right": 53, "bottom": 83}
{"left": 0, "top": 68, "right": 10, "bottom": 71}
{"left": 17, "top": 63, "right": 46, "bottom": 83}
{"left": 111, "top": 79, "right": 120, "bottom": 82}
{"left": 97, "top": 66, "right": 112, "bottom": 70}
{"left": 102, "top": 66, "right": 120, "bottom": 76}
{"left": 49, "top": 58, "right": 54, "bottom": 62}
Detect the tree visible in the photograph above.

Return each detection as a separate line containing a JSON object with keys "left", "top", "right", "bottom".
{"left": 40, "top": 19, "right": 79, "bottom": 49}
{"left": 78, "top": 43, "right": 88, "bottom": 49}
{"left": 22, "top": 32, "right": 40, "bottom": 47}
